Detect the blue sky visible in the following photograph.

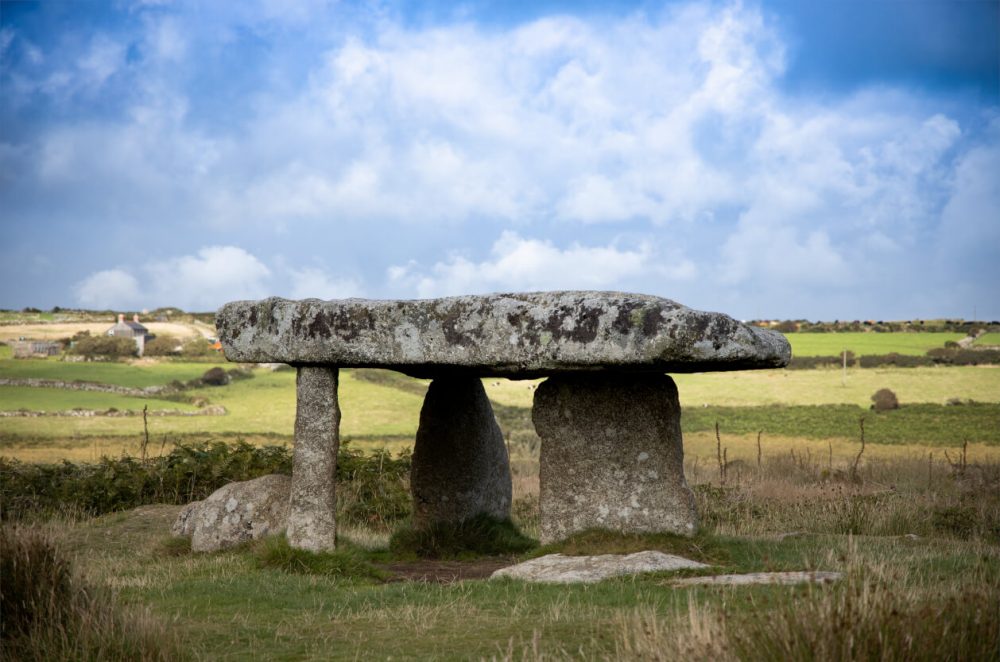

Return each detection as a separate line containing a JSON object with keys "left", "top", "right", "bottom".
{"left": 1, "top": 0, "right": 998, "bottom": 320}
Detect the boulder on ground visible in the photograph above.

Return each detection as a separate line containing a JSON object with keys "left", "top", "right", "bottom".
{"left": 201, "top": 366, "right": 230, "bottom": 386}
{"left": 172, "top": 474, "right": 291, "bottom": 552}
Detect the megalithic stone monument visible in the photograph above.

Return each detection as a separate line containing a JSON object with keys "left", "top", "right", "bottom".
{"left": 216, "top": 292, "right": 790, "bottom": 550}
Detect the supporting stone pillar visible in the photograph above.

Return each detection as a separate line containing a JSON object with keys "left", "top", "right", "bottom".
{"left": 411, "top": 376, "right": 512, "bottom": 528}
{"left": 287, "top": 366, "right": 340, "bottom": 551}
{"left": 532, "top": 373, "right": 697, "bottom": 544}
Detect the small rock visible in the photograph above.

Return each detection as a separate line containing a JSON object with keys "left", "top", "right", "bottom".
{"left": 173, "top": 474, "right": 291, "bottom": 552}
{"left": 672, "top": 571, "right": 842, "bottom": 587}
{"left": 491, "top": 551, "right": 708, "bottom": 584}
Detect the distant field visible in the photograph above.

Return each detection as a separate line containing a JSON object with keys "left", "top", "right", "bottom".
{"left": 978, "top": 332, "right": 1000, "bottom": 346}
{"left": 488, "top": 366, "right": 1000, "bottom": 409}
{"left": 0, "top": 321, "right": 209, "bottom": 343}
{"left": 0, "top": 386, "right": 199, "bottom": 412}
{"left": 783, "top": 332, "right": 964, "bottom": 356}
{"left": 0, "top": 358, "right": 215, "bottom": 388}
{"left": 0, "top": 369, "right": 423, "bottom": 441}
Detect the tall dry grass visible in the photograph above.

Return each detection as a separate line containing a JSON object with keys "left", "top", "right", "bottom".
{"left": 0, "top": 525, "right": 180, "bottom": 661}
{"left": 614, "top": 541, "right": 1000, "bottom": 661}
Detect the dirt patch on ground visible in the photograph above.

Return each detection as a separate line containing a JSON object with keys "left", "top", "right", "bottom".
{"left": 381, "top": 557, "right": 516, "bottom": 583}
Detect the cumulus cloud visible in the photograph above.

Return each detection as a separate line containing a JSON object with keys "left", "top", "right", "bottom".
{"left": 74, "top": 269, "right": 142, "bottom": 309}
{"left": 388, "top": 231, "right": 692, "bottom": 298}
{"left": 74, "top": 246, "right": 270, "bottom": 311}
{"left": 6, "top": 2, "right": 1000, "bottom": 316}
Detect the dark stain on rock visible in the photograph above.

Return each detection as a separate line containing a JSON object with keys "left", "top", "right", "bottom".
{"left": 442, "top": 307, "right": 481, "bottom": 347}
{"left": 642, "top": 308, "right": 662, "bottom": 336}
{"left": 573, "top": 306, "right": 601, "bottom": 343}
{"left": 611, "top": 302, "right": 643, "bottom": 336}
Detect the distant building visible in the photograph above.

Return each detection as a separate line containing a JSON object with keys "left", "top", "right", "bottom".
{"left": 12, "top": 340, "right": 63, "bottom": 358}
{"left": 107, "top": 313, "right": 155, "bottom": 356}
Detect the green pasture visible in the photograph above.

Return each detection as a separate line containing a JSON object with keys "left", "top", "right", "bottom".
{"left": 489, "top": 366, "right": 1000, "bottom": 409}
{"left": 0, "top": 358, "right": 214, "bottom": 388}
{"left": 0, "top": 386, "right": 199, "bottom": 413}
{"left": 0, "top": 369, "right": 423, "bottom": 441}
{"left": 978, "top": 332, "right": 1000, "bottom": 346}
{"left": 783, "top": 332, "right": 964, "bottom": 356}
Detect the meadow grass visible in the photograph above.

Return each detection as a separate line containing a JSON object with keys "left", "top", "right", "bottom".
{"left": 487, "top": 366, "right": 1000, "bottom": 409}
{"left": 782, "top": 331, "right": 964, "bottom": 356}
{"left": 978, "top": 332, "right": 1000, "bottom": 346}
{"left": 9, "top": 446, "right": 995, "bottom": 661}
{"left": 0, "top": 385, "right": 200, "bottom": 412}
{"left": 0, "top": 368, "right": 424, "bottom": 441}
{"left": 0, "top": 357, "right": 216, "bottom": 387}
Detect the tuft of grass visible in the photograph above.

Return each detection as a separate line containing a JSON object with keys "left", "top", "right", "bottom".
{"left": 0, "top": 525, "right": 179, "bottom": 661}
{"left": 616, "top": 553, "right": 1000, "bottom": 661}
{"left": 389, "top": 514, "right": 537, "bottom": 559}
{"left": 255, "top": 535, "right": 388, "bottom": 581}
{"left": 155, "top": 535, "right": 192, "bottom": 558}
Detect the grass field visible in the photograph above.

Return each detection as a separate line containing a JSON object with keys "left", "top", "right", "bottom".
{"left": 0, "top": 386, "right": 200, "bottom": 413}
{"left": 0, "top": 357, "right": 219, "bottom": 387}
{"left": 4, "top": 328, "right": 999, "bottom": 660}
{"left": 783, "top": 332, "right": 964, "bottom": 356}
{"left": 3, "top": 360, "right": 999, "bottom": 460}
{"left": 7, "top": 450, "right": 996, "bottom": 660}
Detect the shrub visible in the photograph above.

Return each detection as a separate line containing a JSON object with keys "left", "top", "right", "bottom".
{"left": 69, "top": 335, "right": 137, "bottom": 359}
{"left": 180, "top": 337, "right": 215, "bottom": 358}
{"left": 871, "top": 388, "right": 899, "bottom": 411}
{"left": 201, "top": 367, "right": 229, "bottom": 386}
{"left": 1, "top": 441, "right": 413, "bottom": 527}
{"left": 143, "top": 334, "right": 181, "bottom": 357}
{"left": 774, "top": 320, "right": 799, "bottom": 333}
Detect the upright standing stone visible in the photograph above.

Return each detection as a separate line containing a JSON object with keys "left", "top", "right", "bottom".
{"left": 287, "top": 366, "right": 339, "bottom": 551}
{"left": 533, "top": 373, "right": 696, "bottom": 544}
{"left": 411, "top": 377, "right": 512, "bottom": 528}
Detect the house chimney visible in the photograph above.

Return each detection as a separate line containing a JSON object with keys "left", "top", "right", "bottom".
{"left": 118, "top": 314, "right": 124, "bottom": 324}
{"left": 133, "top": 313, "right": 140, "bottom": 323}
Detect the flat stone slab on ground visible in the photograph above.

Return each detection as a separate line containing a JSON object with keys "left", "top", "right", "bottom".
{"left": 491, "top": 551, "right": 709, "bottom": 584}
{"left": 217, "top": 292, "right": 790, "bottom": 377}
{"left": 672, "top": 571, "right": 843, "bottom": 587}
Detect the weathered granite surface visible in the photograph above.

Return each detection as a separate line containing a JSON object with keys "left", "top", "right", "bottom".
{"left": 491, "top": 551, "right": 708, "bottom": 584}
{"left": 172, "top": 474, "right": 290, "bottom": 552}
{"left": 217, "top": 292, "right": 790, "bottom": 377}
{"left": 672, "top": 571, "right": 843, "bottom": 587}
{"left": 410, "top": 377, "right": 512, "bottom": 527}
{"left": 533, "top": 373, "right": 697, "bottom": 543}
{"left": 286, "top": 366, "right": 339, "bottom": 552}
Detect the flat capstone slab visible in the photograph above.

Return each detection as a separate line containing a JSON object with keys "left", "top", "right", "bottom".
{"left": 217, "top": 292, "right": 790, "bottom": 377}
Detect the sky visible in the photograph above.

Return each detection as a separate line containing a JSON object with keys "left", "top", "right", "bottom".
{"left": 1, "top": 0, "right": 998, "bottom": 320}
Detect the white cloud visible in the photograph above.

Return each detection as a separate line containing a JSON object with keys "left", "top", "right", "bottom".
{"left": 145, "top": 246, "right": 272, "bottom": 310}
{"left": 288, "top": 267, "right": 363, "bottom": 299}
{"left": 74, "top": 269, "right": 142, "bottom": 309}
{"left": 388, "top": 231, "right": 690, "bottom": 298}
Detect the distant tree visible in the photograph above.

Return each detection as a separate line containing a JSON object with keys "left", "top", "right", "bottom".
{"left": 180, "top": 337, "right": 215, "bottom": 358}
{"left": 200, "top": 367, "right": 229, "bottom": 386}
{"left": 774, "top": 320, "right": 799, "bottom": 333}
{"left": 871, "top": 388, "right": 900, "bottom": 412}
{"left": 70, "top": 335, "right": 137, "bottom": 359}
{"left": 144, "top": 334, "right": 182, "bottom": 357}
